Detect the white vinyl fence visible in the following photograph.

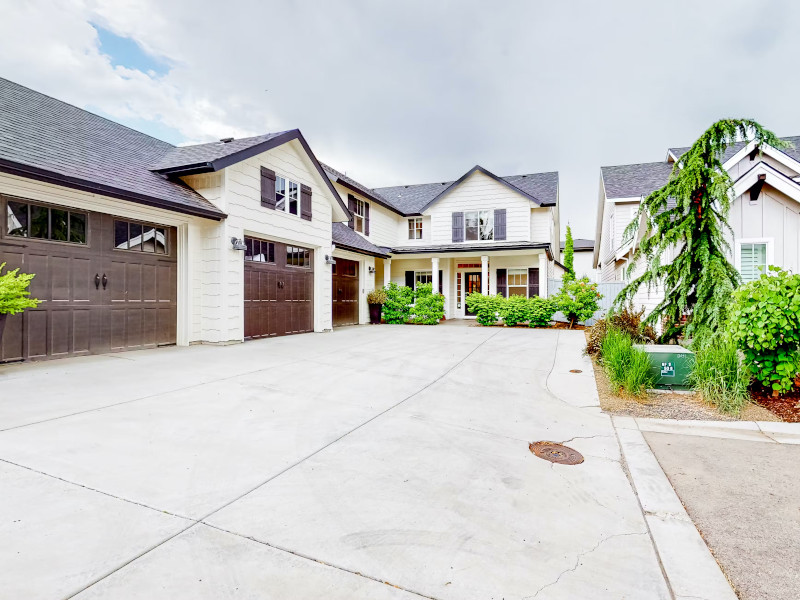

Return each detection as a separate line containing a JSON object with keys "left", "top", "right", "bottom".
{"left": 548, "top": 279, "right": 625, "bottom": 326}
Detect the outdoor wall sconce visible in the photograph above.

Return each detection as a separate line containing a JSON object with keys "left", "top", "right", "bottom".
{"left": 325, "top": 254, "right": 337, "bottom": 265}
{"left": 230, "top": 237, "right": 247, "bottom": 251}
{"left": 368, "top": 266, "right": 376, "bottom": 274}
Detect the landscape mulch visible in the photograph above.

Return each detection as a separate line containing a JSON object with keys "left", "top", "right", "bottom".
{"left": 750, "top": 386, "right": 800, "bottom": 423}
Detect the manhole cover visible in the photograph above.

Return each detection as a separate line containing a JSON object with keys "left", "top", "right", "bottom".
{"left": 569, "top": 369, "right": 582, "bottom": 373}
{"left": 529, "top": 441, "right": 584, "bottom": 465}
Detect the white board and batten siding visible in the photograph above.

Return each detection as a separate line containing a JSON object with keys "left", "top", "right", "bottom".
{"left": 427, "top": 171, "right": 531, "bottom": 244}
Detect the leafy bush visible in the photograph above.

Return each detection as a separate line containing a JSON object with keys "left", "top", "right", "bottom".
{"left": 410, "top": 283, "right": 444, "bottom": 325}
{"left": 689, "top": 340, "right": 751, "bottom": 415}
{"left": 367, "top": 288, "right": 387, "bottom": 305}
{"left": 528, "top": 296, "right": 557, "bottom": 327}
{"left": 499, "top": 294, "right": 529, "bottom": 327}
{"left": 728, "top": 267, "right": 800, "bottom": 394}
{"left": 383, "top": 283, "right": 414, "bottom": 324}
{"left": 600, "top": 328, "right": 655, "bottom": 397}
{"left": 0, "top": 263, "right": 40, "bottom": 315}
{"left": 465, "top": 292, "right": 504, "bottom": 326}
{"left": 554, "top": 277, "right": 602, "bottom": 328}
{"left": 586, "top": 304, "right": 655, "bottom": 356}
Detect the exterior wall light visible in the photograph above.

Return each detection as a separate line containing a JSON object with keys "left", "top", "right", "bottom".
{"left": 230, "top": 237, "right": 247, "bottom": 251}
{"left": 325, "top": 254, "right": 336, "bottom": 265}
{"left": 368, "top": 266, "right": 376, "bottom": 274}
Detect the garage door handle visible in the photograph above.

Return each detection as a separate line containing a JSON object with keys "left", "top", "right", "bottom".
{"left": 94, "top": 273, "right": 101, "bottom": 289}
{"left": 102, "top": 274, "right": 108, "bottom": 290}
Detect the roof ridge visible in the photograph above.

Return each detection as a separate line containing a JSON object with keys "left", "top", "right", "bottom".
{"left": 375, "top": 169, "right": 556, "bottom": 190}
{"left": 0, "top": 77, "right": 177, "bottom": 150}
{"left": 601, "top": 160, "right": 671, "bottom": 169}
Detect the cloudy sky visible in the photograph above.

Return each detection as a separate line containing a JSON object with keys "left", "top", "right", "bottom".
{"left": 2, "top": 0, "right": 799, "bottom": 239}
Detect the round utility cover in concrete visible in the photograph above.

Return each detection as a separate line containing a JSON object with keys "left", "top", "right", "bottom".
{"left": 529, "top": 441, "right": 584, "bottom": 465}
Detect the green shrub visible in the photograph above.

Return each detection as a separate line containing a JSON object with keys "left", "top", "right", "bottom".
{"left": 554, "top": 277, "right": 602, "bottom": 328}
{"left": 0, "top": 262, "right": 40, "bottom": 315}
{"left": 383, "top": 282, "right": 414, "bottom": 324}
{"left": 499, "top": 294, "right": 529, "bottom": 327}
{"left": 410, "top": 283, "right": 444, "bottom": 325}
{"left": 465, "top": 292, "right": 504, "bottom": 326}
{"left": 528, "top": 296, "right": 557, "bottom": 327}
{"left": 600, "top": 328, "right": 655, "bottom": 397}
{"left": 728, "top": 266, "right": 800, "bottom": 395}
{"left": 689, "top": 340, "right": 751, "bottom": 415}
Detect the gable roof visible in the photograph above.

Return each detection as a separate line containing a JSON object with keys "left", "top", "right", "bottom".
{"left": 331, "top": 222, "right": 390, "bottom": 258}
{"left": 561, "top": 238, "right": 594, "bottom": 251}
{"left": 601, "top": 161, "right": 674, "bottom": 200}
{"left": 374, "top": 166, "right": 559, "bottom": 215}
{"left": 320, "top": 163, "right": 404, "bottom": 216}
{"left": 152, "top": 129, "right": 349, "bottom": 219}
{"left": 668, "top": 136, "right": 800, "bottom": 164}
{"left": 0, "top": 77, "right": 224, "bottom": 220}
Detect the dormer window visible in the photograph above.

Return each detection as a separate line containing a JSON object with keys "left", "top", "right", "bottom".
{"left": 465, "top": 210, "right": 493, "bottom": 241}
{"left": 408, "top": 217, "right": 423, "bottom": 240}
{"left": 353, "top": 198, "right": 366, "bottom": 233}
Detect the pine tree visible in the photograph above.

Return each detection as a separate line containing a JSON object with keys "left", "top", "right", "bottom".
{"left": 615, "top": 119, "right": 788, "bottom": 344}
{"left": 563, "top": 225, "right": 575, "bottom": 280}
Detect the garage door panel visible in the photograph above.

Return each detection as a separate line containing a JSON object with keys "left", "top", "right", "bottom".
{"left": 126, "top": 308, "right": 144, "bottom": 348}
{"left": 26, "top": 254, "right": 49, "bottom": 300}
{"left": 142, "top": 264, "right": 157, "bottom": 302}
{"left": 157, "top": 307, "right": 175, "bottom": 345}
{"left": 109, "top": 260, "right": 127, "bottom": 303}
{"left": 0, "top": 313, "right": 23, "bottom": 362}
{"left": 71, "top": 257, "right": 91, "bottom": 303}
{"left": 51, "top": 256, "right": 70, "bottom": 302}
{"left": 50, "top": 310, "right": 71, "bottom": 356}
{"left": 110, "top": 308, "right": 127, "bottom": 351}
{"left": 126, "top": 263, "right": 143, "bottom": 303}
{"left": 27, "top": 310, "right": 48, "bottom": 359}
{"left": 72, "top": 309, "right": 91, "bottom": 355}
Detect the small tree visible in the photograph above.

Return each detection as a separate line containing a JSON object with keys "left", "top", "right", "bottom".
{"left": 615, "top": 119, "right": 788, "bottom": 344}
{"left": 0, "top": 262, "right": 40, "bottom": 316}
{"left": 563, "top": 225, "right": 575, "bottom": 280}
{"left": 555, "top": 277, "right": 601, "bottom": 328}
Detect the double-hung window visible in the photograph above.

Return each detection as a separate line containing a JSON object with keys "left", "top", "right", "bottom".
{"left": 408, "top": 217, "right": 423, "bottom": 240}
{"left": 507, "top": 268, "right": 528, "bottom": 297}
{"left": 353, "top": 199, "right": 366, "bottom": 233}
{"left": 415, "top": 271, "right": 433, "bottom": 288}
{"left": 737, "top": 240, "right": 771, "bottom": 282}
{"left": 465, "top": 210, "right": 493, "bottom": 241}
{"left": 275, "top": 176, "right": 300, "bottom": 216}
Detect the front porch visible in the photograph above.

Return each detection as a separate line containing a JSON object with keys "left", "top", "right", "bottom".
{"left": 375, "top": 249, "right": 551, "bottom": 319}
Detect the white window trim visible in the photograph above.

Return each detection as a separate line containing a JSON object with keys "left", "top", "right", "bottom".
{"left": 506, "top": 267, "right": 528, "bottom": 298}
{"left": 414, "top": 270, "right": 433, "bottom": 289}
{"left": 408, "top": 217, "right": 423, "bottom": 240}
{"left": 734, "top": 237, "right": 774, "bottom": 279}
{"left": 464, "top": 209, "right": 494, "bottom": 242}
{"left": 276, "top": 174, "right": 301, "bottom": 217}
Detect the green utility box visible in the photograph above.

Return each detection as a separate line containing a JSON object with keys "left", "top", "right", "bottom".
{"left": 634, "top": 344, "right": 695, "bottom": 389}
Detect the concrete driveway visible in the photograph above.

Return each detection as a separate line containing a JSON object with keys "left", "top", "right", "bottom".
{"left": 1, "top": 324, "right": 673, "bottom": 599}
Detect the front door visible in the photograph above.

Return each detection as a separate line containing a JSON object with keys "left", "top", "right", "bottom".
{"left": 464, "top": 272, "right": 482, "bottom": 316}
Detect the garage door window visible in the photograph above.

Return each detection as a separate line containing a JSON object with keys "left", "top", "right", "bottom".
{"left": 287, "top": 246, "right": 310, "bottom": 268}
{"left": 245, "top": 238, "right": 275, "bottom": 263}
{"left": 114, "top": 220, "right": 167, "bottom": 254}
{"left": 6, "top": 200, "right": 87, "bottom": 244}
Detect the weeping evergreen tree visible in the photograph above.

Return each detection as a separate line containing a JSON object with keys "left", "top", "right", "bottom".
{"left": 563, "top": 225, "right": 575, "bottom": 280}
{"left": 615, "top": 119, "right": 788, "bottom": 344}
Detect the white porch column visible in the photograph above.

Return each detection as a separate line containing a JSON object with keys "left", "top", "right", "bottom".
{"left": 481, "top": 255, "right": 489, "bottom": 294}
{"left": 431, "top": 257, "right": 439, "bottom": 293}
{"left": 384, "top": 257, "right": 392, "bottom": 288}
{"left": 539, "top": 253, "right": 548, "bottom": 298}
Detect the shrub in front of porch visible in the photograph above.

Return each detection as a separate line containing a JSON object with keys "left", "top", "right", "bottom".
{"left": 410, "top": 283, "right": 445, "bottom": 325}
{"left": 527, "top": 296, "right": 557, "bottom": 327}
{"left": 499, "top": 295, "right": 530, "bottom": 327}
{"left": 465, "top": 292, "right": 504, "bottom": 326}
{"left": 383, "top": 282, "right": 414, "bottom": 324}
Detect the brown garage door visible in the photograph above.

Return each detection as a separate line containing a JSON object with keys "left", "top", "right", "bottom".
{"left": 243, "top": 237, "right": 314, "bottom": 339}
{"left": 0, "top": 196, "right": 177, "bottom": 362}
{"left": 332, "top": 258, "right": 359, "bottom": 327}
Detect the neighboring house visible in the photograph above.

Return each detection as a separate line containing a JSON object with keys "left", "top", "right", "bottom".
{"left": 323, "top": 164, "right": 562, "bottom": 320}
{"left": 559, "top": 238, "right": 596, "bottom": 281}
{"left": 595, "top": 138, "right": 800, "bottom": 314}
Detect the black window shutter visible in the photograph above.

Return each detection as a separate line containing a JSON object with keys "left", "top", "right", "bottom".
{"left": 364, "top": 202, "right": 370, "bottom": 236}
{"left": 260, "top": 167, "right": 276, "bottom": 209}
{"left": 300, "top": 184, "right": 312, "bottom": 221}
{"left": 405, "top": 270, "right": 415, "bottom": 289}
{"left": 347, "top": 194, "right": 356, "bottom": 230}
{"left": 494, "top": 209, "right": 506, "bottom": 241}
{"left": 452, "top": 212, "right": 464, "bottom": 243}
{"left": 528, "top": 267, "right": 540, "bottom": 297}
{"left": 438, "top": 270, "right": 443, "bottom": 294}
{"left": 496, "top": 268, "right": 507, "bottom": 297}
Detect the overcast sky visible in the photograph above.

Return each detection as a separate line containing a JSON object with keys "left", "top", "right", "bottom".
{"left": 2, "top": 0, "right": 799, "bottom": 239}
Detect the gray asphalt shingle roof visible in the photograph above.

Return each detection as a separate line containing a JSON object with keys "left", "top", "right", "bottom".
{"left": 0, "top": 77, "right": 224, "bottom": 219}
{"left": 562, "top": 238, "right": 594, "bottom": 251}
{"left": 601, "top": 161, "right": 675, "bottom": 199}
{"left": 331, "top": 222, "right": 389, "bottom": 257}
{"left": 374, "top": 170, "right": 559, "bottom": 215}
{"left": 152, "top": 132, "right": 290, "bottom": 172}
{"left": 669, "top": 135, "right": 800, "bottom": 164}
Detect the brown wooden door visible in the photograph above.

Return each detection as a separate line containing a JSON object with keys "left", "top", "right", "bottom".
{"left": 243, "top": 237, "right": 314, "bottom": 339}
{"left": 464, "top": 272, "right": 482, "bottom": 316}
{"left": 332, "top": 258, "right": 359, "bottom": 327}
{"left": 0, "top": 197, "right": 178, "bottom": 362}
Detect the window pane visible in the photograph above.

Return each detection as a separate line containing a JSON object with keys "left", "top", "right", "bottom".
{"left": 740, "top": 243, "right": 767, "bottom": 282}
{"left": 276, "top": 176, "right": 286, "bottom": 211}
{"left": 30, "top": 205, "right": 48, "bottom": 238}
{"left": 268, "top": 242, "right": 275, "bottom": 263}
{"left": 479, "top": 211, "right": 494, "bottom": 240}
{"left": 355, "top": 215, "right": 363, "bottom": 233}
{"left": 115, "top": 221, "right": 129, "bottom": 249}
{"left": 7, "top": 201, "right": 28, "bottom": 237}
{"left": 288, "top": 181, "right": 299, "bottom": 215}
{"left": 47, "top": 209, "right": 67, "bottom": 241}
{"left": 141, "top": 226, "right": 156, "bottom": 252}
{"left": 70, "top": 212, "right": 86, "bottom": 244}
{"left": 129, "top": 223, "right": 143, "bottom": 250}
{"left": 155, "top": 228, "right": 167, "bottom": 253}
{"left": 408, "top": 219, "right": 414, "bottom": 239}
{"left": 244, "top": 238, "right": 254, "bottom": 260}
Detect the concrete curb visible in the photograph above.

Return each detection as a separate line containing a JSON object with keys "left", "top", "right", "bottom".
{"left": 612, "top": 415, "right": 800, "bottom": 444}
{"left": 615, "top": 426, "right": 738, "bottom": 600}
